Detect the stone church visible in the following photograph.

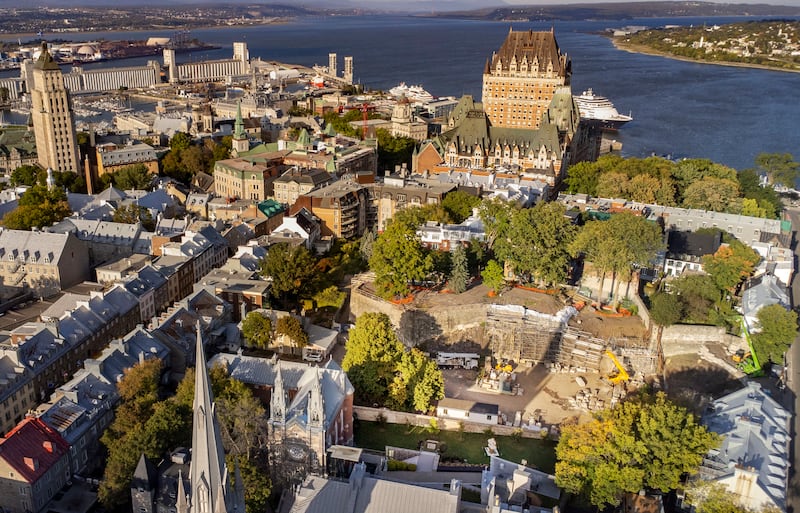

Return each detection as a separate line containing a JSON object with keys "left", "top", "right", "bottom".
{"left": 131, "top": 325, "right": 246, "bottom": 513}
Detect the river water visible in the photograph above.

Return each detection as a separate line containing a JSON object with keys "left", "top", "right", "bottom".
{"left": 2, "top": 15, "right": 798, "bottom": 170}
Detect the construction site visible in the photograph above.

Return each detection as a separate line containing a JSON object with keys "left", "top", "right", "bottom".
{"left": 350, "top": 279, "right": 678, "bottom": 426}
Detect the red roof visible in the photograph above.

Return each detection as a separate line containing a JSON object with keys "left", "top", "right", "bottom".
{"left": 0, "top": 417, "right": 69, "bottom": 483}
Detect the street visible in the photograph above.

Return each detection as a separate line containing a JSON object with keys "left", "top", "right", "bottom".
{"left": 783, "top": 207, "right": 800, "bottom": 513}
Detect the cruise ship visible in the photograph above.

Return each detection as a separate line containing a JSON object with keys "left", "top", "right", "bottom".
{"left": 573, "top": 89, "right": 632, "bottom": 130}
{"left": 389, "top": 82, "right": 434, "bottom": 103}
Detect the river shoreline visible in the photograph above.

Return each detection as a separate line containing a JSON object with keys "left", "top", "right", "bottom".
{"left": 611, "top": 37, "right": 800, "bottom": 74}
{"left": 0, "top": 19, "right": 293, "bottom": 42}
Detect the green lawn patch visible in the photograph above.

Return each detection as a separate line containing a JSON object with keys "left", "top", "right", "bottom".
{"left": 354, "top": 421, "right": 557, "bottom": 474}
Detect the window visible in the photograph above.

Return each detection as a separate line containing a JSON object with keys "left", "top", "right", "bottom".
{"left": 487, "top": 414, "right": 493, "bottom": 420}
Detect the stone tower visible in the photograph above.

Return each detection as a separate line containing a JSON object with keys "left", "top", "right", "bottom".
{"left": 343, "top": 56, "right": 353, "bottom": 85}
{"left": 231, "top": 101, "right": 249, "bottom": 157}
{"left": 328, "top": 53, "right": 337, "bottom": 78}
{"left": 30, "top": 42, "right": 80, "bottom": 173}
{"left": 481, "top": 28, "right": 571, "bottom": 130}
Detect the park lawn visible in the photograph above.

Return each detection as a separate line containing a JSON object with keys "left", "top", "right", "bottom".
{"left": 354, "top": 421, "right": 557, "bottom": 474}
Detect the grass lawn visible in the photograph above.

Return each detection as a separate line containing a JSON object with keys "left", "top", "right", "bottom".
{"left": 354, "top": 421, "right": 557, "bottom": 474}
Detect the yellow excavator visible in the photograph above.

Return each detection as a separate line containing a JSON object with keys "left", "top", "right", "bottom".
{"left": 605, "top": 350, "right": 629, "bottom": 385}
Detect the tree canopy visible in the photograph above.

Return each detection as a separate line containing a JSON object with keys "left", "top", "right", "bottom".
{"left": 376, "top": 128, "right": 415, "bottom": 173}
{"left": 441, "top": 190, "right": 481, "bottom": 224}
{"left": 570, "top": 212, "right": 664, "bottom": 300}
{"left": 104, "top": 163, "right": 153, "bottom": 190}
{"left": 447, "top": 245, "right": 469, "bottom": 294}
{"left": 555, "top": 393, "right": 719, "bottom": 508}
{"left": 100, "top": 359, "right": 193, "bottom": 508}
{"left": 369, "top": 216, "right": 432, "bottom": 299}
{"left": 702, "top": 239, "right": 760, "bottom": 293}
{"left": 481, "top": 259, "right": 505, "bottom": 294}
{"left": 241, "top": 311, "right": 272, "bottom": 349}
{"left": 756, "top": 152, "right": 799, "bottom": 188}
{"left": 495, "top": 202, "right": 577, "bottom": 287}
{"left": 753, "top": 304, "right": 797, "bottom": 364}
{"left": 564, "top": 154, "right": 788, "bottom": 218}
{"left": 342, "top": 312, "right": 443, "bottom": 412}
{"left": 2, "top": 184, "right": 72, "bottom": 230}
{"left": 276, "top": 315, "right": 309, "bottom": 348}
{"left": 260, "top": 243, "right": 318, "bottom": 306}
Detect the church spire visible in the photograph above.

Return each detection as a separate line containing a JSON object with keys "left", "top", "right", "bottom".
{"left": 270, "top": 364, "right": 286, "bottom": 423}
{"left": 308, "top": 367, "right": 324, "bottom": 429}
{"left": 231, "top": 100, "right": 249, "bottom": 157}
{"left": 233, "top": 101, "right": 245, "bottom": 140}
{"left": 190, "top": 321, "right": 231, "bottom": 513}
{"left": 176, "top": 470, "right": 189, "bottom": 513}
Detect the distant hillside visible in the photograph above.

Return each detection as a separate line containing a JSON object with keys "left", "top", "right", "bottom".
{"left": 423, "top": 2, "right": 800, "bottom": 21}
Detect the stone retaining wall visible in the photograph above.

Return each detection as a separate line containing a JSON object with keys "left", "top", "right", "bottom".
{"left": 353, "top": 406, "right": 548, "bottom": 439}
{"left": 661, "top": 324, "right": 744, "bottom": 356}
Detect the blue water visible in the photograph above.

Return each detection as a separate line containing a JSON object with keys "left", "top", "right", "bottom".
{"left": 4, "top": 15, "right": 799, "bottom": 170}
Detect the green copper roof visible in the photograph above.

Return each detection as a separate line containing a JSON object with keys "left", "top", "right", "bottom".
{"left": 233, "top": 101, "right": 246, "bottom": 140}
{"left": 34, "top": 42, "right": 61, "bottom": 71}
{"left": 258, "top": 199, "right": 285, "bottom": 218}
{"left": 297, "top": 128, "right": 311, "bottom": 147}
{"left": 324, "top": 123, "right": 337, "bottom": 137}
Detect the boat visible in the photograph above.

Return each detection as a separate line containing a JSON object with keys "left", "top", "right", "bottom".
{"left": 388, "top": 82, "right": 434, "bottom": 103}
{"left": 573, "top": 89, "right": 632, "bottom": 130}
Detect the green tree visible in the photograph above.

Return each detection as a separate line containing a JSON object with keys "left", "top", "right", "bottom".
{"left": 702, "top": 240, "right": 759, "bottom": 293}
{"left": 241, "top": 312, "right": 272, "bottom": 349}
{"left": 10, "top": 164, "right": 41, "bottom": 186}
{"left": 100, "top": 359, "right": 194, "bottom": 509}
{"left": 210, "top": 366, "right": 269, "bottom": 459}
{"left": 596, "top": 171, "right": 630, "bottom": 199}
{"left": 478, "top": 197, "right": 517, "bottom": 250}
{"left": 169, "top": 131, "right": 192, "bottom": 151}
{"left": 441, "top": 190, "right": 481, "bottom": 224}
{"left": 685, "top": 480, "right": 781, "bottom": 513}
{"left": 376, "top": 128, "right": 415, "bottom": 172}
{"left": 752, "top": 304, "right": 797, "bottom": 364}
{"left": 495, "top": 202, "right": 577, "bottom": 287}
{"left": 112, "top": 203, "right": 154, "bottom": 230}
{"left": 738, "top": 169, "right": 781, "bottom": 218}
{"left": 448, "top": 245, "right": 469, "bottom": 294}
{"left": 565, "top": 160, "right": 601, "bottom": 195}
{"left": 756, "top": 152, "right": 798, "bottom": 187}
{"left": 672, "top": 274, "right": 720, "bottom": 323}
{"left": 314, "top": 285, "right": 346, "bottom": 309}
{"left": 555, "top": 393, "right": 718, "bottom": 508}
{"left": 276, "top": 315, "right": 309, "bottom": 348}
{"left": 682, "top": 177, "right": 740, "bottom": 212}
{"left": 740, "top": 197, "right": 768, "bottom": 218}
{"left": 649, "top": 293, "right": 683, "bottom": 326}
{"left": 2, "top": 184, "right": 72, "bottom": 230}
{"left": 571, "top": 213, "right": 663, "bottom": 302}
{"left": 369, "top": 217, "right": 432, "bottom": 299}
{"left": 390, "top": 348, "right": 444, "bottom": 412}
{"left": 342, "top": 313, "right": 405, "bottom": 405}
{"left": 260, "top": 243, "right": 318, "bottom": 306}
{"left": 234, "top": 456, "right": 272, "bottom": 513}
{"left": 481, "top": 259, "right": 505, "bottom": 294}
{"left": 110, "top": 163, "right": 153, "bottom": 190}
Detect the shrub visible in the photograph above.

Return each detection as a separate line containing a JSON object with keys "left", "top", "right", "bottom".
{"left": 427, "top": 418, "right": 440, "bottom": 435}
{"left": 375, "top": 412, "right": 387, "bottom": 426}
{"left": 483, "top": 426, "right": 494, "bottom": 436}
